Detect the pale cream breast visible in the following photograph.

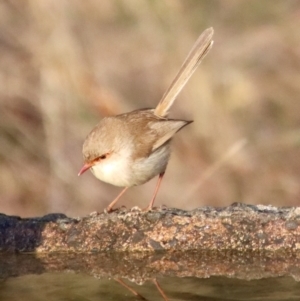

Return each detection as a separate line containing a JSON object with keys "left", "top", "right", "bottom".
{"left": 90, "top": 146, "right": 133, "bottom": 187}
{"left": 90, "top": 142, "right": 171, "bottom": 187}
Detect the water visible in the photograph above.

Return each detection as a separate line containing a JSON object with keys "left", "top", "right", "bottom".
{"left": 0, "top": 252, "right": 299, "bottom": 300}
{"left": 0, "top": 273, "right": 299, "bottom": 300}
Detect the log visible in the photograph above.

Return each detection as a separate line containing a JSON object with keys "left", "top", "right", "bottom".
{"left": 0, "top": 203, "right": 299, "bottom": 253}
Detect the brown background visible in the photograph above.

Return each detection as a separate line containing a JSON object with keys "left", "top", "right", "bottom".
{"left": 1, "top": 0, "right": 299, "bottom": 217}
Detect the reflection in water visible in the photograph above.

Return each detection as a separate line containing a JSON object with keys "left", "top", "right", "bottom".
{"left": 153, "top": 279, "right": 169, "bottom": 301}
{"left": 117, "top": 278, "right": 169, "bottom": 301}
{"left": 0, "top": 273, "right": 299, "bottom": 301}
{"left": 116, "top": 278, "right": 148, "bottom": 300}
{"left": 0, "top": 251, "right": 299, "bottom": 300}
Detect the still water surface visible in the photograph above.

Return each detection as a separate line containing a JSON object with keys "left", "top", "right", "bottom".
{"left": 0, "top": 273, "right": 299, "bottom": 300}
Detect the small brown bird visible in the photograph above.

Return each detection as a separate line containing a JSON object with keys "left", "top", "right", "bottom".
{"left": 78, "top": 28, "right": 214, "bottom": 212}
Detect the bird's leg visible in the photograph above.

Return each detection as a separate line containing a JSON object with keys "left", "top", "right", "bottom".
{"left": 153, "top": 279, "right": 169, "bottom": 301}
{"left": 116, "top": 279, "right": 147, "bottom": 300}
{"left": 106, "top": 187, "right": 129, "bottom": 213}
{"left": 144, "top": 172, "right": 165, "bottom": 211}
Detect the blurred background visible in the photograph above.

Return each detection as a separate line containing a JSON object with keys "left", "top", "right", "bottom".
{"left": 0, "top": 0, "right": 299, "bottom": 217}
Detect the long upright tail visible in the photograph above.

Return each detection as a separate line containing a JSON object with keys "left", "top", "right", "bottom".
{"left": 154, "top": 27, "right": 214, "bottom": 118}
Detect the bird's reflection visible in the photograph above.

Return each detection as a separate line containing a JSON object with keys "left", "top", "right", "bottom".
{"left": 116, "top": 278, "right": 169, "bottom": 301}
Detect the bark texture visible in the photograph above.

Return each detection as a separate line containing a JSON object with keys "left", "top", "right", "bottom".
{"left": 0, "top": 203, "right": 299, "bottom": 253}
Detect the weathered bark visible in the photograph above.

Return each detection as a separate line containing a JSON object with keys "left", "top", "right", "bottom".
{"left": 0, "top": 203, "right": 299, "bottom": 253}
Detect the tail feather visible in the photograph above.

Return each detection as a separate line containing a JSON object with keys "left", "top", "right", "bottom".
{"left": 154, "top": 27, "right": 214, "bottom": 118}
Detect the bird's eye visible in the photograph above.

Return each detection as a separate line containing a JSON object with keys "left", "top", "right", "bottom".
{"left": 99, "top": 154, "right": 107, "bottom": 160}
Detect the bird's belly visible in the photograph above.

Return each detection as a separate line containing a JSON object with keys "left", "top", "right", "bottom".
{"left": 90, "top": 158, "right": 133, "bottom": 187}
{"left": 90, "top": 145, "right": 171, "bottom": 187}
{"left": 131, "top": 144, "right": 171, "bottom": 185}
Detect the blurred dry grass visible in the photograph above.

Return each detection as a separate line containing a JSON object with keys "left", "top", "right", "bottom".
{"left": 0, "top": 0, "right": 300, "bottom": 217}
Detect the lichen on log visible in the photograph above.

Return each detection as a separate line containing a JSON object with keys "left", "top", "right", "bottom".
{"left": 0, "top": 203, "right": 299, "bottom": 253}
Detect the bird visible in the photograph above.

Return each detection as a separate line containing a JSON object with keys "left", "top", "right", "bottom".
{"left": 78, "top": 27, "right": 214, "bottom": 212}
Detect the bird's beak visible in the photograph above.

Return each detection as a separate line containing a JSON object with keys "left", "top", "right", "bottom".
{"left": 78, "top": 162, "right": 93, "bottom": 176}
